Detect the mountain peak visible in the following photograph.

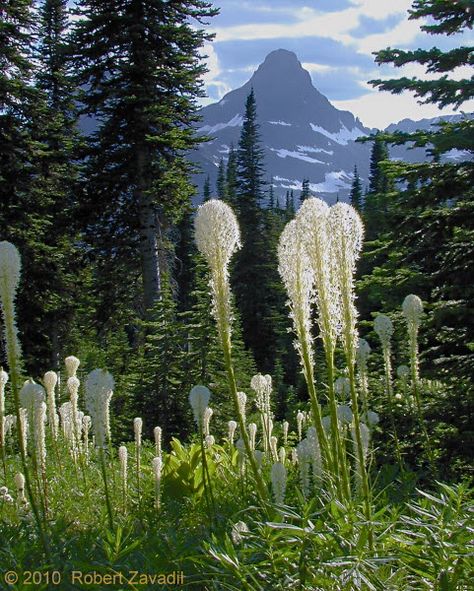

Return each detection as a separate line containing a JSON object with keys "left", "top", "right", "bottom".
{"left": 251, "top": 48, "right": 312, "bottom": 88}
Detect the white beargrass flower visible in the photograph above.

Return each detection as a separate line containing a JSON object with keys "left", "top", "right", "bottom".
{"left": 296, "top": 438, "right": 312, "bottom": 498}
{"left": 307, "top": 426, "right": 322, "bottom": 484}
{"left": 254, "top": 449, "right": 264, "bottom": 470}
{"left": 334, "top": 377, "right": 350, "bottom": 399}
{"left": 194, "top": 200, "right": 240, "bottom": 343}
{"left": 19, "top": 408, "right": 28, "bottom": 450}
{"left": 59, "top": 402, "right": 73, "bottom": 440}
{"left": 203, "top": 407, "right": 213, "bottom": 437}
{"left": 237, "top": 392, "right": 247, "bottom": 425}
{"left": 356, "top": 338, "right": 371, "bottom": 366}
{"left": 0, "top": 368, "right": 8, "bottom": 447}
{"left": 118, "top": 444, "right": 127, "bottom": 494}
{"left": 65, "top": 355, "right": 80, "bottom": 378}
{"left": 374, "top": 314, "right": 393, "bottom": 349}
{"left": 337, "top": 405, "right": 353, "bottom": 425}
{"left": 84, "top": 369, "right": 114, "bottom": 448}
{"left": 296, "top": 410, "right": 305, "bottom": 441}
{"left": 291, "top": 447, "right": 298, "bottom": 465}
{"left": 231, "top": 520, "right": 249, "bottom": 545}
{"left": 152, "top": 456, "right": 163, "bottom": 509}
{"left": 154, "top": 426, "right": 162, "bottom": 458}
{"left": 189, "top": 385, "right": 211, "bottom": 430}
{"left": 270, "top": 435, "right": 278, "bottom": 462}
{"left": 402, "top": 294, "right": 423, "bottom": 329}
{"left": 282, "top": 420, "right": 289, "bottom": 446}
{"left": 134, "top": 417, "right": 143, "bottom": 447}
{"left": 397, "top": 365, "right": 410, "bottom": 379}
{"left": 366, "top": 411, "right": 380, "bottom": 427}
{"left": 236, "top": 438, "right": 246, "bottom": 471}
{"left": 278, "top": 218, "right": 316, "bottom": 367}
{"left": 279, "top": 447, "right": 286, "bottom": 464}
{"left": 205, "top": 434, "right": 215, "bottom": 448}
{"left": 14, "top": 472, "right": 26, "bottom": 503}
{"left": 0, "top": 242, "right": 22, "bottom": 374}
{"left": 34, "top": 400, "right": 47, "bottom": 470}
{"left": 83, "top": 415, "right": 91, "bottom": 458}
{"left": 296, "top": 198, "right": 341, "bottom": 352}
{"left": 4, "top": 414, "right": 16, "bottom": 439}
{"left": 67, "top": 375, "right": 80, "bottom": 443}
{"left": 19, "top": 380, "right": 45, "bottom": 415}
{"left": 43, "top": 371, "right": 59, "bottom": 439}
{"left": 248, "top": 422, "right": 257, "bottom": 451}
{"left": 271, "top": 462, "right": 287, "bottom": 504}
{"left": 228, "top": 420, "right": 237, "bottom": 445}
{"left": 328, "top": 203, "right": 364, "bottom": 361}
{"left": 250, "top": 373, "right": 272, "bottom": 414}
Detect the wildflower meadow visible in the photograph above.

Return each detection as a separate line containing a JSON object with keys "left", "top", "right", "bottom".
{"left": 0, "top": 199, "right": 472, "bottom": 590}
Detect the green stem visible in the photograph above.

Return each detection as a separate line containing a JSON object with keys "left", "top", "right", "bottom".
{"left": 99, "top": 446, "right": 114, "bottom": 530}
{"left": 383, "top": 346, "right": 404, "bottom": 472}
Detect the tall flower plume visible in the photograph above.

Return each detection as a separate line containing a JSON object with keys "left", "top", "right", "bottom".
{"left": 43, "top": 371, "right": 59, "bottom": 439}
{"left": 194, "top": 199, "right": 241, "bottom": 343}
{"left": 84, "top": 369, "right": 114, "bottom": 447}
{"left": 0, "top": 242, "right": 22, "bottom": 376}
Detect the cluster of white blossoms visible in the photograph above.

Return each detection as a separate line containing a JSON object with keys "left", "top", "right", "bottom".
{"left": 0, "top": 242, "right": 22, "bottom": 371}
{"left": 43, "top": 371, "right": 59, "bottom": 439}
{"left": 189, "top": 385, "right": 211, "bottom": 430}
{"left": 84, "top": 369, "right": 114, "bottom": 448}
{"left": 374, "top": 314, "right": 394, "bottom": 350}
{"left": 227, "top": 420, "right": 237, "bottom": 445}
{"left": 203, "top": 407, "right": 213, "bottom": 438}
{"left": 194, "top": 200, "right": 241, "bottom": 342}
{"left": 250, "top": 373, "right": 273, "bottom": 452}
{"left": 0, "top": 368, "right": 8, "bottom": 447}
{"left": 271, "top": 461, "right": 287, "bottom": 504}
{"left": 296, "top": 438, "right": 312, "bottom": 498}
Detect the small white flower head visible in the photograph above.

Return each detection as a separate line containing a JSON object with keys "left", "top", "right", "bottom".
{"left": 282, "top": 420, "right": 289, "bottom": 445}
{"left": 43, "top": 371, "right": 57, "bottom": 392}
{"left": 154, "top": 426, "right": 162, "bottom": 457}
{"left": 279, "top": 447, "right": 286, "bottom": 464}
{"left": 134, "top": 417, "right": 143, "bottom": 446}
{"left": 254, "top": 449, "right": 264, "bottom": 469}
{"left": 356, "top": 338, "right": 371, "bottom": 366}
{"left": 19, "top": 380, "right": 45, "bottom": 413}
{"left": 83, "top": 414, "right": 91, "bottom": 432}
{"left": 34, "top": 401, "right": 47, "bottom": 466}
{"left": 0, "top": 485, "right": 8, "bottom": 495}
{"left": 205, "top": 434, "right": 215, "bottom": 448}
{"left": 231, "top": 520, "right": 249, "bottom": 545}
{"left": 251, "top": 373, "right": 272, "bottom": 415}
{"left": 0, "top": 369, "right": 8, "bottom": 387}
{"left": 152, "top": 455, "right": 162, "bottom": 480}
{"left": 395, "top": 393, "right": 403, "bottom": 401}
{"left": 0, "top": 242, "right": 21, "bottom": 301}
{"left": 366, "top": 410, "right": 380, "bottom": 427}
{"left": 84, "top": 369, "right": 114, "bottom": 447}
{"left": 203, "top": 406, "right": 213, "bottom": 437}
{"left": 296, "top": 438, "right": 312, "bottom": 496}
{"left": 65, "top": 355, "right": 80, "bottom": 378}
{"left": 374, "top": 314, "right": 394, "bottom": 349}
{"left": 189, "top": 385, "right": 211, "bottom": 428}
{"left": 397, "top": 365, "right": 410, "bottom": 379}
{"left": 270, "top": 435, "right": 278, "bottom": 461}
{"left": 228, "top": 420, "right": 237, "bottom": 444}
{"left": 334, "top": 377, "right": 350, "bottom": 399}
{"left": 402, "top": 294, "right": 423, "bottom": 329}
{"left": 195, "top": 199, "right": 241, "bottom": 267}
{"left": 237, "top": 391, "right": 247, "bottom": 420}
{"left": 337, "top": 404, "right": 353, "bottom": 425}
{"left": 296, "top": 410, "right": 305, "bottom": 440}
{"left": 248, "top": 422, "right": 257, "bottom": 450}
{"left": 14, "top": 473, "right": 25, "bottom": 501}
{"left": 118, "top": 445, "right": 128, "bottom": 479}
{"left": 306, "top": 426, "right": 322, "bottom": 482}
{"left": 67, "top": 376, "right": 80, "bottom": 397}
{"left": 250, "top": 373, "right": 267, "bottom": 396}
{"left": 271, "top": 462, "right": 287, "bottom": 504}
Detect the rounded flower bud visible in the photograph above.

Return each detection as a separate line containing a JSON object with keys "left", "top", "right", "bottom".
{"left": 374, "top": 314, "right": 393, "bottom": 349}
{"left": 19, "top": 380, "right": 45, "bottom": 411}
{"left": 195, "top": 200, "right": 241, "bottom": 267}
{"left": 397, "top": 365, "right": 410, "bottom": 379}
{"left": 65, "top": 355, "right": 80, "bottom": 378}
{"left": 189, "top": 385, "right": 211, "bottom": 427}
{"left": 356, "top": 338, "right": 371, "bottom": 365}
{"left": 271, "top": 462, "right": 287, "bottom": 504}
{"left": 43, "top": 371, "right": 57, "bottom": 392}
{"left": 0, "top": 241, "right": 21, "bottom": 299}
{"left": 402, "top": 294, "right": 423, "bottom": 328}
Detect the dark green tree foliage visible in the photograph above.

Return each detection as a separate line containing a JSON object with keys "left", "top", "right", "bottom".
{"left": 216, "top": 158, "right": 227, "bottom": 201}
{"left": 361, "top": 0, "right": 474, "bottom": 414}
{"left": 72, "top": 0, "right": 217, "bottom": 319}
{"left": 232, "top": 90, "right": 269, "bottom": 369}
{"left": 350, "top": 165, "right": 363, "bottom": 211}
{"left": 363, "top": 136, "right": 393, "bottom": 239}
{"left": 225, "top": 144, "right": 238, "bottom": 205}
{"left": 300, "top": 178, "right": 311, "bottom": 204}
{"left": 203, "top": 174, "right": 211, "bottom": 201}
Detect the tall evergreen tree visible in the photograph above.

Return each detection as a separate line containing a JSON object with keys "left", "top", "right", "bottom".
{"left": 203, "top": 174, "right": 211, "bottom": 201}
{"left": 216, "top": 158, "right": 227, "bottom": 201}
{"left": 350, "top": 165, "right": 363, "bottom": 211}
{"left": 300, "top": 178, "right": 310, "bottom": 204}
{"left": 72, "top": 0, "right": 217, "bottom": 319}
{"left": 225, "top": 144, "right": 238, "bottom": 205}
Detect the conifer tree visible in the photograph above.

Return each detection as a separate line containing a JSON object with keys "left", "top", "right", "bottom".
{"left": 72, "top": 0, "right": 217, "bottom": 318}
{"left": 216, "top": 158, "right": 227, "bottom": 201}
{"left": 300, "top": 178, "right": 311, "bottom": 204}
{"left": 350, "top": 165, "right": 363, "bottom": 211}
{"left": 225, "top": 144, "right": 238, "bottom": 205}
{"left": 203, "top": 175, "right": 211, "bottom": 201}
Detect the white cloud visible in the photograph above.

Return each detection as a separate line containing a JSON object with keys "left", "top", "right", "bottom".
{"left": 302, "top": 62, "right": 332, "bottom": 74}
{"left": 333, "top": 88, "right": 474, "bottom": 129}
{"left": 200, "top": 43, "right": 232, "bottom": 105}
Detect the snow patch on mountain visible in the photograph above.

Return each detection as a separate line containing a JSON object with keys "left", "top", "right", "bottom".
{"left": 199, "top": 114, "right": 243, "bottom": 135}
{"left": 310, "top": 123, "right": 366, "bottom": 145}
{"left": 311, "top": 170, "right": 353, "bottom": 193}
{"left": 270, "top": 148, "right": 325, "bottom": 164}
{"left": 297, "top": 145, "right": 334, "bottom": 156}
{"left": 268, "top": 120, "right": 292, "bottom": 126}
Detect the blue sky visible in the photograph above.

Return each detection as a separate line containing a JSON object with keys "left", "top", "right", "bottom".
{"left": 200, "top": 0, "right": 473, "bottom": 128}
